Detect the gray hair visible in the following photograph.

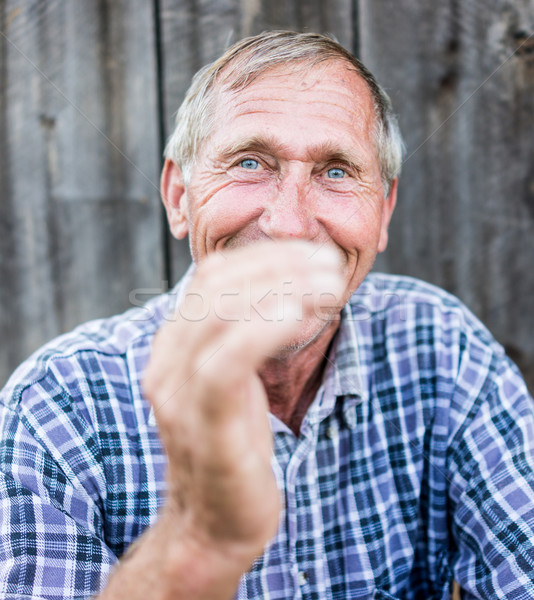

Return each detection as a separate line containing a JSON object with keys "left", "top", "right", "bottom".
{"left": 165, "top": 31, "right": 404, "bottom": 195}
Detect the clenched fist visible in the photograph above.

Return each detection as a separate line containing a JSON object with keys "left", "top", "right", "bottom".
{"left": 144, "top": 240, "right": 344, "bottom": 565}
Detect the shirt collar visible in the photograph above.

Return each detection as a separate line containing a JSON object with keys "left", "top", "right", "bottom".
{"left": 308, "top": 304, "right": 365, "bottom": 430}
{"left": 324, "top": 303, "right": 365, "bottom": 401}
{"left": 270, "top": 304, "right": 366, "bottom": 434}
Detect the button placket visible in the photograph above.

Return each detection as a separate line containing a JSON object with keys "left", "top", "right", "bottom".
{"left": 284, "top": 421, "right": 320, "bottom": 599}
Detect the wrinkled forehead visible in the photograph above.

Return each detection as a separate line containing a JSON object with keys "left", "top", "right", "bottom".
{"left": 213, "top": 59, "right": 378, "bottom": 131}
{"left": 219, "top": 54, "right": 357, "bottom": 88}
{"left": 216, "top": 57, "right": 371, "bottom": 103}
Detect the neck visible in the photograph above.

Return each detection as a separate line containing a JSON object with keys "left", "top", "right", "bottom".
{"left": 258, "top": 319, "right": 339, "bottom": 435}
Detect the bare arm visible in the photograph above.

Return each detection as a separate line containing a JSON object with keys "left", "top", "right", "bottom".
{"left": 99, "top": 241, "right": 343, "bottom": 600}
{"left": 99, "top": 508, "right": 255, "bottom": 599}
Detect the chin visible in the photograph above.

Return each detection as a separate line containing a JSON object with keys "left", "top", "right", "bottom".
{"left": 275, "top": 339, "right": 312, "bottom": 357}
{"left": 273, "top": 316, "right": 339, "bottom": 359}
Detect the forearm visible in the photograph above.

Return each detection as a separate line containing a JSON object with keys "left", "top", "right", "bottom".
{"left": 109, "top": 243, "right": 336, "bottom": 600}
{"left": 98, "top": 509, "right": 253, "bottom": 600}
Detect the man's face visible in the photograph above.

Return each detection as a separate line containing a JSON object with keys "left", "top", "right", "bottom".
{"left": 164, "top": 59, "right": 397, "bottom": 349}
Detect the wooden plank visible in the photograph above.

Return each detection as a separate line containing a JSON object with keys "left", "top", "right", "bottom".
{"left": 0, "top": 0, "right": 164, "bottom": 386}
{"left": 158, "top": 0, "right": 356, "bottom": 282}
{"left": 359, "top": 0, "right": 534, "bottom": 393}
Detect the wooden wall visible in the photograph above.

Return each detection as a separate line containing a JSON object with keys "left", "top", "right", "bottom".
{"left": 1, "top": 0, "right": 533, "bottom": 399}
{"left": 361, "top": 0, "right": 534, "bottom": 393}
{"left": 1, "top": 0, "right": 164, "bottom": 378}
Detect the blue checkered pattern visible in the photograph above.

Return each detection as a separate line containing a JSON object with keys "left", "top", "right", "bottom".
{"left": 1, "top": 271, "right": 534, "bottom": 599}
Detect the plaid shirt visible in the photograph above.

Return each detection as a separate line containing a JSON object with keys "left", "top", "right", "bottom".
{"left": 1, "top": 271, "right": 534, "bottom": 600}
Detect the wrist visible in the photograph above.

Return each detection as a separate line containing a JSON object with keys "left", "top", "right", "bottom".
{"left": 156, "top": 505, "right": 258, "bottom": 596}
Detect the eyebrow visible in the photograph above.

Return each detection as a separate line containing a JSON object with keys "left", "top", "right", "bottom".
{"left": 213, "top": 135, "right": 364, "bottom": 175}
{"left": 214, "top": 135, "right": 286, "bottom": 161}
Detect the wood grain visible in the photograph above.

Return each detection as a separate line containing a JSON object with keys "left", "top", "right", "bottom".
{"left": 0, "top": 0, "right": 164, "bottom": 384}
{"left": 360, "top": 0, "right": 534, "bottom": 393}
{"left": 1, "top": 0, "right": 533, "bottom": 399}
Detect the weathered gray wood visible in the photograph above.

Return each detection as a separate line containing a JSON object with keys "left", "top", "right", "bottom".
{"left": 0, "top": 0, "right": 164, "bottom": 386}
{"left": 158, "top": 0, "right": 356, "bottom": 282}
{"left": 3, "top": 0, "right": 532, "bottom": 399}
{"left": 360, "top": 0, "right": 534, "bottom": 393}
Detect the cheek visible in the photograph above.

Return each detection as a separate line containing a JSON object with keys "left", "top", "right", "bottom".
{"left": 319, "top": 197, "right": 383, "bottom": 253}
{"left": 193, "top": 184, "right": 269, "bottom": 244}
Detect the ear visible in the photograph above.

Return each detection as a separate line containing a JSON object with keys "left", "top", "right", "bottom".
{"left": 160, "top": 159, "right": 189, "bottom": 240}
{"left": 377, "top": 177, "right": 398, "bottom": 253}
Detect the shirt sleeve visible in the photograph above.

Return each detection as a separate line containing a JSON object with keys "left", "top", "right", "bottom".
{"left": 448, "top": 355, "right": 534, "bottom": 599}
{"left": 0, "top": 391, "right": 118, "bottom": 599}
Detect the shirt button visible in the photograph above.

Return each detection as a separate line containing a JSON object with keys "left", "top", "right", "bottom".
{"left": 326, "top": 426, "right": 338, "bottom": 440}
{"left": 297, "top": 571, "right": 308, "bottom": 586}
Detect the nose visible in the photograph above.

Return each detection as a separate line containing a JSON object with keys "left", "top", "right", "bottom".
{"left": 258, "top": 170, "right": 320, "bottom": 240}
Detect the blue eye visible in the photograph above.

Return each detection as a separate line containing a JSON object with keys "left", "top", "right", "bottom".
{"left": 240, "top": 158, "right": 260, "bottom": 170}
{"left": 327, "top": 167, "right": 346, "bottom": 179}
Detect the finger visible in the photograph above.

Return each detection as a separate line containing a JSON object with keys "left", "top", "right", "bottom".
{"left": 184, "top": 241, "right": 343, "bottom": 334}
{"left": 145, "top": 241, "right": 343, "bottom": 416}
{"left": 146, "top": 241, "right": 342, "bottom": 391}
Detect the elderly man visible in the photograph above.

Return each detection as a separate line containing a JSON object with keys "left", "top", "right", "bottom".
{"left": 1, "top": 31, "right": 534, "bottom": 600}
